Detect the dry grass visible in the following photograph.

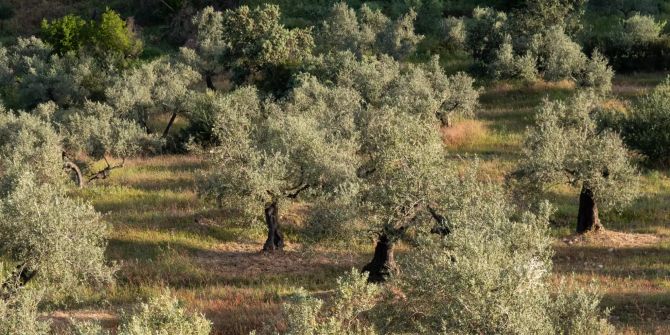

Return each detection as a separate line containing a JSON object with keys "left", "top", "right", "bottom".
{"left": 441, "top": 119, "right": 488, "bottom": 149}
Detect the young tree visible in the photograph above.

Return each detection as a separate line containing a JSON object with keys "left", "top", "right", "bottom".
{"left": 281, "top": 269, "right": 379, "bottom": 335}
{"left": 116, "top": 291, "right": 211, "bottom": 335}
{"left": 181, "top": 6, "right": 226, "bottom": 90}
{"left": 517, "top": 92, "right": 638, "bottom": 233}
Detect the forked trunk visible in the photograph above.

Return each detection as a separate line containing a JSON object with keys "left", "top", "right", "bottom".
{"left": 262, "top": 201, "right": 284, "bottom": 252}
{"left": 162, "top": 112, "right": 178, "bottom": 138}
{"left": 576, "top": 186, "right": 602, "bottom": 233}
{"left": 362, "top": 233, "right": 396, "bottom": 283}
{"left": 443, "top": 114, "right": 453, "bottom": 127}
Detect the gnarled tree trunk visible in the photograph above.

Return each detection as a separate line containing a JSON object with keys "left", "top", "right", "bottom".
{"left": 63, "top": 161, "right": 84, "bottom": 188}
{"left": 577, "top": 186, "right": 602, "bottom": 233}
{"left": 362, "top": 233, "right": 397, "bottom": 283}
{"left": 262, "top": 201, "right": 284, "bottom": 252}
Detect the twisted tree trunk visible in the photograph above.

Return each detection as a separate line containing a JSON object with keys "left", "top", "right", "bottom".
{"left": 63, "top": 161, "right": 84, "bottom": 188}
{"left": 262, "top": 201, "right": 284, "bottom": 252}
{"left": 576, "top": 186, "right": 602, "bottom": 233}
{"left": 362, "top": 233, "right": 397, "bottom": 283}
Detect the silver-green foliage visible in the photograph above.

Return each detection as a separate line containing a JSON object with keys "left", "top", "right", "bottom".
{"left": 106, "top": 57, "right": 200, "bottom": 127}
{"left": 0, "top": 37, "right": 106, "bottom": 110}
{"left": 519, "top": 92, "right": 638, "bottom": 211}
{"left": 201, "top": 77, "right": 362, "bottom": 221}
{"left": 282, "top": 269, "right": 379, "bottom": 335}
{"left": 317, "top": 2, "right": 422, "bottom": 60}
{"left": 0, "top": 174, "right": 112, "bottom": 295}
{"left": 392, "top": 179, "right": 615, "bottom": 334}
{"left": 0, "top": 111, "right": 63, "bottom": 195}
{"left": 0, "top": 288, "right": 50, "bottom": 335}
{"left": 620, "top": 14, "right": 666, "bottom": 47}
{"left": 320, "top": 53, "right": 479, "bottom": 125}
{"left": 60, "top": 101, "right": 161, "bottom": 159}
{"left": 116, "top": 291, "right": 211, "bottom": 335}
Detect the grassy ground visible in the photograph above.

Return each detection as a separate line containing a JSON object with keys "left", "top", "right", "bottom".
{"left": 54, "top": 73, "right": 670, "bottom": 334}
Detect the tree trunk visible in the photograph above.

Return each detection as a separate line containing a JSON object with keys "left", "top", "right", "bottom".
{"left": 205, "top": 73, "right": 216, "bottom": 90}
{"left": 63, "top": 161, "right": 84, "bottom": 188}
{"left": 576, "top": 186, "right": 602, "bottom": 233}
{"left": 162, "top": 112, "right": 178, "bottom": 138}
{"left": 441, "top": 114, "right": 453, "bottom": 127}
{"left": 262, "top": 201, "right": 284, "bottom": 252}
{"left": 362, "top": 233, "right": 396, "bottom": 283}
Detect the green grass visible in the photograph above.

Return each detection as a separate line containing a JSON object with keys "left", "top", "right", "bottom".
{"left": 50, "top": 74, "right": 670, "bottom": 334}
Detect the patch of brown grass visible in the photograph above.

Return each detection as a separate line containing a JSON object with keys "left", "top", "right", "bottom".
{"left": 441, "top": 120, "right": 488, "bottom": 149}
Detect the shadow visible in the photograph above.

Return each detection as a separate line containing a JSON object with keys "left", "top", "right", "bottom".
{"left": 602, "top": 291, "right": 670, "bottom": 324}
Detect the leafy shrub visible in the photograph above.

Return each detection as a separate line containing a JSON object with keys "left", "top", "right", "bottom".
{"left": 0, "top": 288, "right": 49, "bottom": 335}
{"left": 577, "top": 50, "right": 614, "bottom": 95}
{"left": 117, "top": 291, "right": 211, "bottom": 335}
{"left": 41, "top": 9, "right": 142, "bottom": 59}
{"left": 39, "top": 14, "right": 87, "bottom": 55}
{"left": 282, "top": 269, "right": 379, "bottom": 335}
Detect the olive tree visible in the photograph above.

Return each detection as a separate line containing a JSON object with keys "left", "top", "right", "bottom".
{"left": 106, "top": 57, "right": 200, "bottom": 135}
{"left": 201, "top": 77, "right": 362, "bottom": 252}
{"left": 276, "top": 165, "right": 614, "bottom": 335}
{"left": 316, "top": 2, "right": 422, "bottom": 61}
{"left": 185, "top": 5, "right": 313, "bottom": 92}
{"left": 181, "top": 6, "right": 226, "bottom": 90}
{"left": 517, "top": 92, "right": 638, "bottom": 233}
{"left": 59, "top": 101, "right": 162, "bottom": 184}
{"left": 386, "top": 170, "right": 614, "bottom": 334}
{"left": 0, "top": 37, "right": 108, "bottom": 110}
{"left": 314, "top": 52, "right": 479, "bottom": 127}
{"left": 0, "top": 111, "right": 64, "bottom": 194}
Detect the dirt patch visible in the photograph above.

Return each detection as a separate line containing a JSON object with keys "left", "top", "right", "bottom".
{"left": 47, "top": 310, "right": 119, "bottom": 333}
{"left": 560, "top": 229, "right": 662, "bottom": 248}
